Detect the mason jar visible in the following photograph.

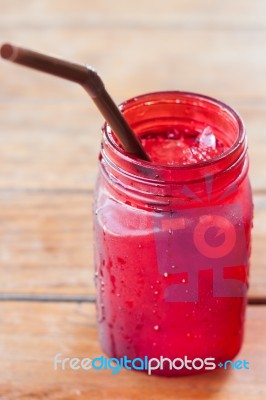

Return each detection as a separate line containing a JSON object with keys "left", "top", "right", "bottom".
{"left": 93, "top": 91, "right": 253, "bottom": 376}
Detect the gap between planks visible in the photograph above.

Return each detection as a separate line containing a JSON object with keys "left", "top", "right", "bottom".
{"left": 0, "top": 188, "right": 265, "bottom": 195}
{"left": 0, "top": 294, "right": 265, "bottom": 305}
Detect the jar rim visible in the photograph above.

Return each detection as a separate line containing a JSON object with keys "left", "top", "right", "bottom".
{"left": 102, "top": 90, "right": 246, "bottom": 175}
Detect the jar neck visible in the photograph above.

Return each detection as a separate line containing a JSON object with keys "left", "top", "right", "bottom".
{"left": 100, "top": 91, "right": 248, "bottom": 211}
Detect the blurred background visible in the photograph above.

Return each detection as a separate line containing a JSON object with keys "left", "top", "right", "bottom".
{"left": 1, "top": 1, "right": 266, "bottom": 399}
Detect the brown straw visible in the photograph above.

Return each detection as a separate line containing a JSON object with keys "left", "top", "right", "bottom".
{"left": 0, "top": 43, "right": 150, "bottom": 161}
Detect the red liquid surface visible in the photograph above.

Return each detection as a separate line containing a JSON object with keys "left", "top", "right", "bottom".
{"left": 140, "top": 126, "right": 227, "bottom": 165}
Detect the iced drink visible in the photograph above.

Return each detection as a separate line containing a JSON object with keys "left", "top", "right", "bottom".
{"left": 93, "top": 92, "right": 253, "bottom": 376}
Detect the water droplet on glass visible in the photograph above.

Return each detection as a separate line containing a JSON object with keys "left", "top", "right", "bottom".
{"left": 138, "top": 244, "right": 142, "bottom": 248}
{"left": 154, "top": 325, "right": 159, "bottom": 331}
{"left": 168, "top": 228, "right": 173, "bottom": 235}
{"left": 171, "top": 265, "right": 176, "bottom": 269}
{"left": 182, "top": 278, "right": 186, "bottom": 283}
{"left": 154, "top": 291, "right": 159, "bottom": 295}
{"left": 187, "top": 333, "right": 191, "bottom": 337}
{"left": 116, "top": 293, "right": 121, "bottom": 297}
{"left": 163, "top": 272, "right": 168, "bottom": 278}
{"left": 167, "top": 132, "right": 175, "bottom": 139}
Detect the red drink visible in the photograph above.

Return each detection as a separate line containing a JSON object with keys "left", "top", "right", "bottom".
{"left": 93, "top": 92, "right": 253, "bottom": 376}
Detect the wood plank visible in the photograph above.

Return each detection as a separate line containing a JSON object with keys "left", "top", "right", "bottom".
{"left": 241, "top": 105, "right": 266, "bottom": 192}
{"left": 0, "top": 192, "right": 94, "bottom": 295}
{"left": 0, "top": 302, "right": 265, "bottom": 399}
{"left": 1, "top": 0, "right": 266, "bottom": 29}
{"left": 0, "top": 103, "right": 100, "bottom": 191}
{"left": 0, "top": 192, "right": 265, "bottom": 299}
{"left": 0, "top": 29, "right": 266, "bottom": 102}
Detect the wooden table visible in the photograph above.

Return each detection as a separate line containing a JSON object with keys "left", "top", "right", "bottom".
{"left": 1, "top": 1, "right": 266, "bottom": 398}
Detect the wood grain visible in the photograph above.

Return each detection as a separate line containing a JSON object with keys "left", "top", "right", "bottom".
{"left": 1, "top": 0, "right": 266, "bottom": 29}
{"left": 0, "top": 192, "right": 93, "bottom": 295}
{"left": 1, "top": 29, "right": 266, "bottom": 102}
{"left": 0, "top": 302, "right": 265, "bottom": 400}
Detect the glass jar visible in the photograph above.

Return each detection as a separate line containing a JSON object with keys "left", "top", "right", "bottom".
{"left": 93, "top": 91, "right": 253, "bottom": 376}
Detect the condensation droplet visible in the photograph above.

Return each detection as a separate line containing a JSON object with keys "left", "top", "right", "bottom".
{"left": 182, "top": 278, "right": 186, "bottom": 283}
{"left": 154, "top": 325, "right": 159, "bottom": 331}
{"left": 168, "top": 228, "right": 173, "bottom": 235}
{"left": 187, "top": 333, "right": 191, "bottom": 337}
{"left": 163, "top": 272, "right": 168, "bottom": 278}
{"left": 171, "top": 265, "right": 176, "bottom": 269}
{"left": 154, "top": 291, "right": 159, "bottom": 295}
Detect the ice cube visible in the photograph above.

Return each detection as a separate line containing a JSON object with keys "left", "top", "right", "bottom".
{"left": 198, "top": 126, "right": 216, "bottom": 149}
